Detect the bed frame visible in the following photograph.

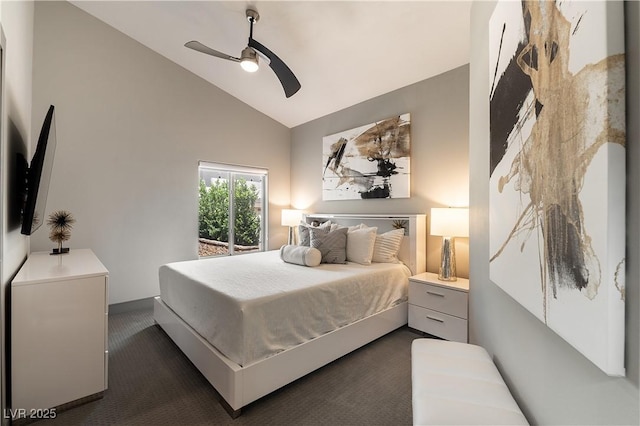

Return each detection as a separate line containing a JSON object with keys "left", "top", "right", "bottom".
{"left": 154, "top": 213, "right": 426, "bottom": 416}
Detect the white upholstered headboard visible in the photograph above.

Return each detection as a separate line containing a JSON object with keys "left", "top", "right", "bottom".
{"left": 303, "top": 213, "right": 426, "bottom": 275}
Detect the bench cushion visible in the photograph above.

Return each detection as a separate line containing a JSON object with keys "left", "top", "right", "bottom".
{"left": 412, "top": 339, "right": 528, "bottom": 425}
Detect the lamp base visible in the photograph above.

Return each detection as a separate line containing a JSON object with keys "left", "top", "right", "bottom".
{"left": 287, "top": 227, "right": 295, "bottom": 245}
{"left": 438, "top": 236, "right": 457, "bottom": 281}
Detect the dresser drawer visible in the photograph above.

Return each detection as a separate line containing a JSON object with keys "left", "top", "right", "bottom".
{"left": 409, "top": 305, "right": 468, "bottom": 343}
{"left": 408, "top": 281, "right": 468, "bottom": 319}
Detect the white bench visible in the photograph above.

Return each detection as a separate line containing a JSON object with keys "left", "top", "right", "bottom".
{"left": 411, "top": 339, "right": 528, "bottom": 425}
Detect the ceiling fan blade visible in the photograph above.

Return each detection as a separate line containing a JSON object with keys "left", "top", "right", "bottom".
{"left": 248, "top": 38, "right": 301, "bottom": 98}
{"left": 185, "top": 41, "right": 240, "bottom": 62}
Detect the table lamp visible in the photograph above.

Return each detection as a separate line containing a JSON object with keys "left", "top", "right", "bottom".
{"left": 430, "top": 207, "right": 469, "bottom": 281}
{"left": 281, "top": 209, "right": 302, "bottom": 245}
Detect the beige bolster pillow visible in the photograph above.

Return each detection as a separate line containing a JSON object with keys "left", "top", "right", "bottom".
{"left": 280, "top": 244, "right": 322, "bottom": 267}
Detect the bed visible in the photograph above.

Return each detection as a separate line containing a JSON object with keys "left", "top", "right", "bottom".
{"left": 154, "top": 213, "right": 426, "bottom": 416}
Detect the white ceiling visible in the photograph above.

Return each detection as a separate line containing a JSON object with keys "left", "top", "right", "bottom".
{"left": 70, "top": 1, "right": 472, "bottom": 128}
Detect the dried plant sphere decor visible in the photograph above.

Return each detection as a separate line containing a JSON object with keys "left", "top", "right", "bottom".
{"left": 47, "top": 210, "right": 75, "bottom": 255}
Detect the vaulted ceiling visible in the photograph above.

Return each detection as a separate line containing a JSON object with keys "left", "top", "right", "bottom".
{"left": 71, "top": 1, "right": 472, "bottom": 128}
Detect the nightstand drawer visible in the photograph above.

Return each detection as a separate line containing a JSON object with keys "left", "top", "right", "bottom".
{"left": 408, "top": 305, "right": 468, "bottom": 343}
{"left": 408, "top": 281, "right": 468, "bottom": 319}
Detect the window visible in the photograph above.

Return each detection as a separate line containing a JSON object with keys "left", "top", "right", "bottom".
{"left": 198, "top": 161, "right": 268, "bottom": 257}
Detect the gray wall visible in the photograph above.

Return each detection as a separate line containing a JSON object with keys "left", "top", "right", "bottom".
{"left": 469, "top": 1, "right": 640, "bottom": 424}
{"left": 291, "top": 66, "right": 470, "bottom": 277}
{"left": 0, "top": 0, "right": 34, "bottom": 420}
{"left": 29, "top": 2, "right": 292, "bottom": 304}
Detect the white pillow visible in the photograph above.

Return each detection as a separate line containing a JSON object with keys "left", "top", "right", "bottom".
{"left": 348, "top": 223, "right": 363, "bottom": 232}
{"left": 372, "top": 228, "right": 405, "bottom": 263}
{"left": 280, "top": 244, "right": 322, "bottom": 267}
{"left": 346, "top": 226, "right": 378, "bottom": 265}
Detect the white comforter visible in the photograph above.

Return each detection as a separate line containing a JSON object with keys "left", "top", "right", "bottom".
{"left": 159, "top": 250, "right": 410, "bottom": 367}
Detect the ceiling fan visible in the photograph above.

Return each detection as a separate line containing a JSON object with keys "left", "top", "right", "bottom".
{"left": 185, "top": 8, "right": 301, "bottom": 98}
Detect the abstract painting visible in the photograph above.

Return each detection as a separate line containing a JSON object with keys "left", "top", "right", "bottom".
{"left": 322, "top": 114, "right": 410, "bottom": 200}
{"left": 488, "top": 0, "right": 625, "bottom": 376}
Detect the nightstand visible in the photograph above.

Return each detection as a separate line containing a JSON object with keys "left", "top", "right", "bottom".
{"left": 408, "top": 272, "right": 469, "bottom": 343}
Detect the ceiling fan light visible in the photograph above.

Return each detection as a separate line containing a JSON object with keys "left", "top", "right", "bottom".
{"left": 241, "top": 59, "right": 259, "bottom": 73}
{"left": 240, "top": 47, "right": 259, "bottom": 72}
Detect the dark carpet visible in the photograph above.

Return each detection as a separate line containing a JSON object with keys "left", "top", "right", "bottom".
{"left": 33, "top": 306, "right": 423, "bottom": 425}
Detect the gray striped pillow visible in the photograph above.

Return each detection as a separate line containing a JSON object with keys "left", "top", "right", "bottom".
{"left": 372, "top": 228, "right": 404, "bottom": 263}
{"left": 298, "top": 220, "right": 332, "bottom": 246}
{"left": 309, "top": 226, "right": 348, "bottom": 264}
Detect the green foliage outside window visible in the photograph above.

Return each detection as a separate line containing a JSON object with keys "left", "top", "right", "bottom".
{"left": 198, "top": 178, "right": 261, "bottom": 246}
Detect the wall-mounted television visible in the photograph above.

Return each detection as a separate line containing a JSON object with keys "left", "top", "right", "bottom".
{"left": 20, "top": 105, "right": 56, "bottom": 235}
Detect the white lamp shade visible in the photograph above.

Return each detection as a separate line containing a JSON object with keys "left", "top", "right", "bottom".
{"left": 430, "top": 207, "right": 469, "bottom": 237}
{"left": 281, "top": 209, "right": 303, "bottom": 227}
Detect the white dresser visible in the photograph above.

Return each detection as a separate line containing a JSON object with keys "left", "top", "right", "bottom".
{"left": 11, "top": 249, "right": 109, "bottom": 416}
{"left": 408, "top": 272, "right": 469, "bottom": 343}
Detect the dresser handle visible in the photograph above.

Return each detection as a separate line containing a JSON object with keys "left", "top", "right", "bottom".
{"left": 426, "top": 315, "right": 444, "bottom": 323}
{"left": 427, "top": 291, "right": 445, "bottom": 297}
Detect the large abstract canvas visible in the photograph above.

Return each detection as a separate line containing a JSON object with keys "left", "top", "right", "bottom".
{"left": 488, "top": 0, "right": 625, "bottom": 376}
{"left": 322, "top": 114, "right": 410, "bottom": 200}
